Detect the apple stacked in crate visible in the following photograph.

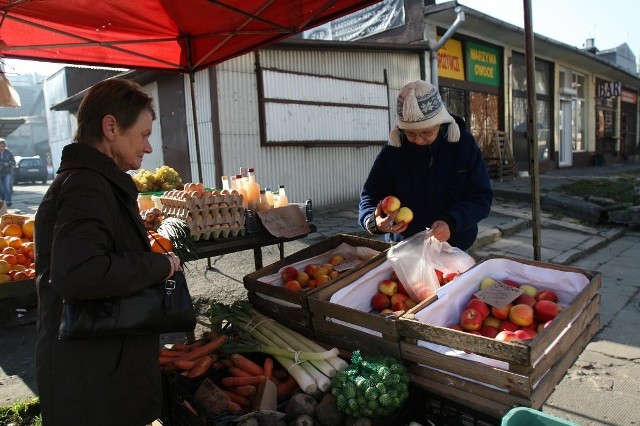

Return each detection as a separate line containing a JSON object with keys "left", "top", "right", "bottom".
{"left": 160, "top": 183, "right": 245, "bottom": 241}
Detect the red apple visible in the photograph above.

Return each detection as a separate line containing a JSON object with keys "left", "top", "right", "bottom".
{"left": 378, "top": 279, "right": 398, "bottom": 297}
{"left": 449, "top": 324, "right": 463, "bottom": 331}
{"left": 535, "top": 289, "right": 558, "bottom": 303}
{"left": 460, "top": 308, "right": 483, "bottom": 331}
{"left": 534, "top": 300, "right": 562, "bottom": 322}
{"left": 392, "top": 301, "right": 409, "bottom": 312}
{"left": 479, "top": 325, "right": 499, "bottom": 338}
{"left": 502, "top": 279, "right": 521, "bottom": 288}
{"left": 395, "top": 207, "right": 414, "bottom": 225}
{"left": 434, "top": 269, "right": 445, "bottom": 285}
{"left": 396, "top": 281, "right": 409, "bottom": 296}
{"left": 390, "top": 292, "right": 408, "bottom": 306}
{"left": 281, "top": 266, "right": 299, "bottom": 282}
{"left": 304, "top": 264, "right": 317, "bottom": 276}
{"left": 499, "top": 319, "right": 519, "bottom": 332}
{"left": 514, "top": 293, "right": 536, "bottom": 308}
{"left": 491, "top": 303, "right": 513, "bottom": 320}
{"left": 466, "top": 298, "right": 490, "bottom": 319}
{"left": 482, "top": 315, "right": 502, "bottom": 329}
{"left": 495, "top": 330, "right": 517, "bottom": 342}
{"left": 296, "top": 271, "right": 310, "bottom": 287}
{"left": 509, "top": 304, "right": 534, "bottom": 327}
{"left": 329, "top": 255, "right": 344, "bottom": 266}
{"left": 370, "top": 293, "right": 391, "bottom": 311}
{"left": 443, "top": 272, "right": 459, "bottom": 284}
{"left": 381, "top": 195, "right": 401, "bottom": 215}
{"left": 515, "top": 328, "right": 538, "bottom": 340}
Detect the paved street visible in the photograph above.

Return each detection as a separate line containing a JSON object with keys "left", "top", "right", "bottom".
{"left": 1, "top": 164, "right": 639, "bottom": 425}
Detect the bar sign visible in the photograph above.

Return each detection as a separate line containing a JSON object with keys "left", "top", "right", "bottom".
{"left": 597, "top": 81, "right": 621, "bottom": 98}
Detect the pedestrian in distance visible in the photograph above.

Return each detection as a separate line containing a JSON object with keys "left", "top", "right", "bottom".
{"left": 34, "top": 78, "right": 183, "bottom": 425}
{"left": 358, "top": 80, "right": 493, "bottom": 250}
{"left": 0, "top": 138, "right": 16, "bottom": 206}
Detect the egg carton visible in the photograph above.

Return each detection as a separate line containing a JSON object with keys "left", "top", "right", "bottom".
{"left": 160, "top": 189, "right": 244, "bottom": 212}
{"left": 190, "top": 226, "right": 246, "bottom": 241}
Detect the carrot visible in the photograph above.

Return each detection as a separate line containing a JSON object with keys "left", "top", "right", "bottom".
{"left": 226, "top": 400, "right": 242, "bottom": 415}
{"left": 233, "top": 385, "right": 257, "bottom": 397}
{"left": 220, "top": 375, "right": 265, "bottom": 387}
{"left": 172, "top": 359, "right": 198, "bottom": 371}
{"left": 159, "top": 349, "right": 187, "bottom": 358}
{"left": 187, "top": 355, "right": 214, "bottom": 378}
{"left": 223, "top": 390, "right": 252, "bottom": 408}
{"left": 230, "top": 353, "right": 263, "bottom": 376}
{"left": 220, "top": 359, "right": 234, "bottom": 369}
{"left": 263, "top": 357, "right": 273, "bottom": 381}
{"left": 227, "top": 366, "right": 252, "bottom": 378}
{"left": 212, "top": 361, "right": 224, "bottom": 371}
{"left": 159, "top": 356, "right": 178, "bottom": 366}
{"left": 171, "top": 340, "right": 204, "bottom": 352}
{"left": 276, "top": 374, "right": 299, "bottom": 399}
{"left": 176, "top": 335, "right": 228, "bottom": 362}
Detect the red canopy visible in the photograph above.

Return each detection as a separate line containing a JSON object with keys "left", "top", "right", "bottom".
{"left": 0, "top": 0, "right": 380, "bottom": 73}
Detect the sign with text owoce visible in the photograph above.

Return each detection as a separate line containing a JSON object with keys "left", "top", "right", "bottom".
{"left": 302, "top": 0, "right": 404, "bottom": 41}
{"left": 465, "top": 41, "right": 500, "bottom": 86}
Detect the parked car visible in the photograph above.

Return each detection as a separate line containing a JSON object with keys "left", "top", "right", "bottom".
{"left": 14, "top": 156, "right": 48, "bottom": 184}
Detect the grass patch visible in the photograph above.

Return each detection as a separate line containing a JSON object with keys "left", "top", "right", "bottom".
{"left": 0, "top": 398, "right": 41, "bottom": 426}
{"left": 554, "top": 170, "right": 640, "bottom": 205}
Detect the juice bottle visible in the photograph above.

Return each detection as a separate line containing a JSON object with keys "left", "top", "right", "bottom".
{"left": 277, "top": 184, "right": 288, "bottom": 207}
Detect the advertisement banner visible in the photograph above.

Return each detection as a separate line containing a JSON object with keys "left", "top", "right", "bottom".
{"left": 437, "top": 37, "right": 465, "bottom": 81}
{"left": 302, "top": 0, "right": 404, "bottom": 41}
{"left": 466, "top": 41, "right": 500, "bottom": 86}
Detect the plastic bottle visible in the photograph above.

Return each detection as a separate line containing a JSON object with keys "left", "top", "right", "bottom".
{"left": 277, "top": 184, "right": 288, "bottom": 207}
{"left": 234, "top": 173, "right": 248, "bottom": 209}
{"left": 246, "top": 167, "right": 261, "bottom": 211}
{"left": 265, "top": 187, "right": 275, "bottom": 208}
{"left": 221, "top": 175, "right": 230, "bottom": 191}
{"left": 258, "top": 189, "right": 271, "bottom": 212}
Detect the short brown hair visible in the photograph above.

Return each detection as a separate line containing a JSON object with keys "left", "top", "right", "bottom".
{"left": 74, "top": 78, "right": 156, "bottom": 145}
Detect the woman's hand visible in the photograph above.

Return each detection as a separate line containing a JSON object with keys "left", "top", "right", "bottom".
{"left": 374, "top": 201, "right": 409, "bottom": 234}
{"left": 165, "top": 251, "right": 183, "bottom": 279}
{"left": 430, "top": 220, "right": 451, "bottom": 242}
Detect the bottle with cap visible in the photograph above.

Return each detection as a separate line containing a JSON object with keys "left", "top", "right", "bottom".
{"left": 246, "top": 167, "right": 261, "bottom": 211}
{"left": 277, "top": 184, "right": 288, "bottom": 207}
{"left": 265, "top": 187, "right": 275, "bottom": 208}
{"left": 258, "top": 189, "right": 271, "bottom": 212}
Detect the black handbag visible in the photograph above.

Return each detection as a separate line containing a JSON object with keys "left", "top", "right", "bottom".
{"left": 58, "top": 270, "right": 197, "bottom": 340}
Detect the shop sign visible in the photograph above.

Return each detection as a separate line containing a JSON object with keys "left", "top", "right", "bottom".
{"left": 597, "top": 81, "right": 621, "bottom": 98}
{"left": 621, "top": 89, "right": 637, "bottom": 104}
{"left": 437, "top": 37, "right": 465, "bottom": 81}
{"left": 465, "top": 42, "right": 500, "bottom": 86}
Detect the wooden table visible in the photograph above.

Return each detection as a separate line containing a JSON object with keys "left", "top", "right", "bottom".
{"left": 193, "top": 224, "right": 317, "bottom": 270}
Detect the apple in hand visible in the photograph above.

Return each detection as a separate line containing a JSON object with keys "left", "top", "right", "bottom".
{"left": 281, "top": 266, "right": 299, "bottom": 282}
{"left": 460, "top": 308, "right": 483, "bottom": 331}
{"left": 466, "top": 298, "right": 490, "bottom": 319}
{"left": 378, "top": 279, "right": 398, "bottom": 297}
{"left": 491, "top": 303, "right": 513, "bottom": 320}
{"left": 370, "top": 293, "right": 391, "bottom": 311}
{"left": 509, "top": 304, "right": 534, "bottom": 327}
{"left": 535, "top": 289, "right": 558, "bottom": 303}
{"left": 395, "top": 206, "right": 414, "bottom": 225}
{"left": 381, "top": 195, "right": 401, "bottom": 215}
{"left": 534, "top": 300, "right": 562, "bottom": 321}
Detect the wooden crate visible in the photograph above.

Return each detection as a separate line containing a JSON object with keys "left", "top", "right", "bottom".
{"left": 308, "top": 256, "right": 408, "bottom": 359}
{"left": 243, "top": 234, "right": 389, "bottom": 337}
{"left": 397, "top": 256, "right": 601, "bottom": 419}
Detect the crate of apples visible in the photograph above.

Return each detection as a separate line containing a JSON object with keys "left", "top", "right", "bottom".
{"left": 370, "top": 271, "right": 420, "bottom": 314}
{"left": 280, "top": 254, "right": 346, "bottom": 292}
{"left": 452, "top": 277, "right": 562, "bottom": 342}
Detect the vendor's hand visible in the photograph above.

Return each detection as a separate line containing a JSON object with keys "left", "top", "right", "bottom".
{"left": 374, "top": 202, "right": 409, "bottom": 234}
{"left": 430, "top": 220, "right": 451, "bottom": 242}
{"left": 165, "top": 251, "right": 183, "bottom": 278}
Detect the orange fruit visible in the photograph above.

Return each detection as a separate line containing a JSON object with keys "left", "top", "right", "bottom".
{"left": 0, "top": 260, "right": 10, "bottom": 274}
{"left": 0, "top": 238, "right": 8, "bottom": 250}
{"left": 10, "top": 264, "right": 26, "bottom": 272}
{"left": 4, "top": 254, "right": 17, "bottom": 265}
{"left": 2, "top": 224, "right": 23, "bottom": 238}
{"left": 148, "top": 233, "right": 173, "bottom": 253}
{"left": 0, "top": 273, "right": 10, "bottom": 284}
{"left": 2, "top": 247, "right": 17, "bottom": 256}
{"left": 7, "top": 237, "right": 22, "bottom": 249}
{"left": 21, "top": 219, "right": 35, "bottom": 240}
{"left": 15, "top": 253, "right": 27, "bottom": 266}
{"left": 12, "top": 271, "right": 28, "bottom": 281}
{"left": 284, "top": 280, "right": 302, "bottom": 292}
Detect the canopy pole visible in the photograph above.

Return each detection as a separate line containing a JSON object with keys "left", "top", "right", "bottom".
{"left": 523, "top": 0, "right": 541, "bottom": 260}
{"left": 189, "top": 72, "right": 204, "bottom": 183}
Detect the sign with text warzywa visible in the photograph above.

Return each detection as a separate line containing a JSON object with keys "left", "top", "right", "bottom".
{"left": 474, "top": 280, "right": 523, "bottom": 308}
{"left": 465, "top": 41, "right": 500, "bottom": 86}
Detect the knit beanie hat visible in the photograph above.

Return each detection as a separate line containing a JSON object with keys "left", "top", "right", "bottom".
{"left": 389, "top": 80, "right": 460, "bottom": 147}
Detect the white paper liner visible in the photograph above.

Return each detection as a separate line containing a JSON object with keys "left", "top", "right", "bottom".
{"left": 414, "top": 258, "right": 590, "bottom": 387}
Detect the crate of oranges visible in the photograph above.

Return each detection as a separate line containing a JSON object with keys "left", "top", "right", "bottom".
{"left": 0, "top": 214, "right": 36, "bottom": 303}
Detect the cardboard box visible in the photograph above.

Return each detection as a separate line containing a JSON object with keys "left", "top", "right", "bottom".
{"left": 243, "top": 234, "right": 389, "bottom": 337}
{"left": 307, "top": 256, "right": 406, "bottom": 358}
{"left": 397, "top": 256, "right": 601, "bottom": 419}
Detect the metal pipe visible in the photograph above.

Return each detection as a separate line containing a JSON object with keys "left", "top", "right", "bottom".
{"left": 430, "top": 6, "right": 465, "bottom": 88}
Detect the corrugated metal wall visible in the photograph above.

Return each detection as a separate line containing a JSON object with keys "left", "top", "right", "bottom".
{"left": 196, "top": 49, "right": 421, "bottom": 210}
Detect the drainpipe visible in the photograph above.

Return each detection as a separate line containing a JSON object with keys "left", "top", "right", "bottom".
{"left": 430, "top": 6, "right": 465, "bottom": 89}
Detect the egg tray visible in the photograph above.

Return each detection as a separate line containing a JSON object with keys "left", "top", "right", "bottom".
{"left": 159, "top": 190, "right": 243, "bottom": 212}
{"left": 162, "top": 206, "right": 246, "bottom": 228}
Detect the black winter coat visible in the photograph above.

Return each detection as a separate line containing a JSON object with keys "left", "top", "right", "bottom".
{"left": 35, "top": 143, "right": 172, "bottom": 425}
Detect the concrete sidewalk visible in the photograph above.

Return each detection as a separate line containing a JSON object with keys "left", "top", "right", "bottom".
{"left": 1, "top": 164, "right": 639, "bottom": 425}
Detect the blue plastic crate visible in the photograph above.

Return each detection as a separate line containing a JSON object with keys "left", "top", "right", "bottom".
{"left": 502, "top": 407, "right": 580, "bottom": 426}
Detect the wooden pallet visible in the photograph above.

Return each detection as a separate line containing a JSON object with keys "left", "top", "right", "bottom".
{"left": 484, "top": 131, "right": 517, "bottom": 181}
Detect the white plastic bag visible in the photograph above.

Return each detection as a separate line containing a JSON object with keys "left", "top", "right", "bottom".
{"left": 387, "top": 229, "right": 476, "bottom": 301}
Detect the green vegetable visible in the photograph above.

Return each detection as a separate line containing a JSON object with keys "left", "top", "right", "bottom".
{"left": 157, "top": 217, "right": 198, "bottom": 262}
{"left": 331, "top": 351, "right": 409, "bottom": 418}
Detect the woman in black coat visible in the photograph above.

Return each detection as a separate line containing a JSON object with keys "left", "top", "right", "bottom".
{"left": 35, "top": 78, "right": 183, "bottom": 425}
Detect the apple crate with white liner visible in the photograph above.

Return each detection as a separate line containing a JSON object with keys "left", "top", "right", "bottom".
{"left": 397, "top": 255, "right": 601, "bottom": 419}
{"left": 242, "top": 234, "right": 389, "bottom": 338}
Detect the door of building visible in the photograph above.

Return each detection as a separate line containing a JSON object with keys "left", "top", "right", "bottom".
{"left": 559, "top": 100, "right": 573, "bottom": 167}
